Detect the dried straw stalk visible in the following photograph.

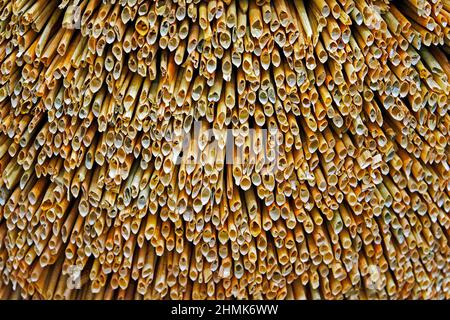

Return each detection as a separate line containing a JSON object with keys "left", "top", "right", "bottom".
{"left": 0, "top": 0, "right": 449, "bottom": 300}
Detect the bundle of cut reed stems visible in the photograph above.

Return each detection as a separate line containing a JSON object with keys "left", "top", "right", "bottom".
{"left": 0, "top": 0, "right": 449, "bottom": 300}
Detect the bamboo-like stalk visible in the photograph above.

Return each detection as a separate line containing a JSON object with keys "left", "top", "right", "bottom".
{"left": 0, "top": 0, "right": 448, "bottom": 301}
